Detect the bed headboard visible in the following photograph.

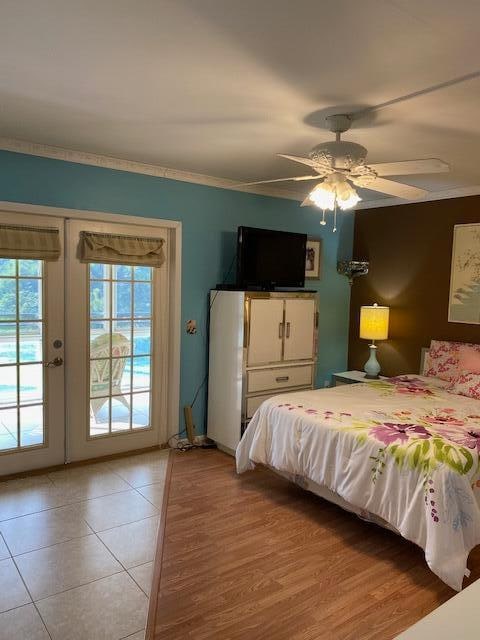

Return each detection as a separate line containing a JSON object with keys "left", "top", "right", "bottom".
{"left": 419, "top": 347, "right": 430, "bottom": 375}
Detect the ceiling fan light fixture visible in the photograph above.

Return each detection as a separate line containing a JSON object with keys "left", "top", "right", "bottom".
{"left": 337, "top": 188, "right": 361, "bottom": 210}
{"left": 307, "top": 173, "right": 361, "bottom": 213}
{"left": 308, "top": 182, "right": 336, "bottom": 210}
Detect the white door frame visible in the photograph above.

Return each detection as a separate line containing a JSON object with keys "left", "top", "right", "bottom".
{"left": 0, "top": 201, "right": 182, "bottom": 451}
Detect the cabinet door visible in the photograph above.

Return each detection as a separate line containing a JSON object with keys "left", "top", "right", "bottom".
{"left": 247, "top": 299, "right": 284, "bottom": 365}
{"left": 284, "top": 299, "right": 315, "bottom": 361}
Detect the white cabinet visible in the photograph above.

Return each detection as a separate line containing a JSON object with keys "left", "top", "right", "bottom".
{"left": 207, "top": 291, "right": 317, "bottom": 454}
{"left": 284, "top": 298, "right": 316, "bottom": 361}
{"left": 248, "top": 298, "right": 284, "bottom": 365}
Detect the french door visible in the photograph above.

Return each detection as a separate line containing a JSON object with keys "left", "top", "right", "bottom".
{"left": 0, "top": 212, "right": 65, "bottom": 475}
{"left": 66, "top": 219, "right": 168, "bottom": 461}
{"left": 0, "top": 213, "right": 168, "bottom": 474}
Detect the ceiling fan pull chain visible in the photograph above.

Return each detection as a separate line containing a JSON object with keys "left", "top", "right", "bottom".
{"left": 320, "top": 209, "right": 326, "bottom": 226}
{"left": 333, "top": 202, "right": 337, "bottom": 233}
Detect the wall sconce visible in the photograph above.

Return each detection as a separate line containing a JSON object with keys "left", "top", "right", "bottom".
{"left": 337, "top": 260, "right": 369, "bottom": 285}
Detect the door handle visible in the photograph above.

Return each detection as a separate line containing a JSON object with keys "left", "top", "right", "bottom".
{"left": 286, "top": 322, "right": 291, "bottom": 338}
{"left": 44, "top": 357, "right": 63, "bottom": 368}
{"left": 278, "top": 322, "right": 284, "bottom": 339}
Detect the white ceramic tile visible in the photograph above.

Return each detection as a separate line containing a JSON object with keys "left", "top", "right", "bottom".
{"left": 0, "top": 603, "right": 49, "bottom": 640}
{"left": 0, "top": 475, "right": 65, "bottom": 521}
{"left": 0, "top": 534, "right": 10, "bottom": 560}
{"left": 37, "top": 572, "right": 148, "bottom": 640}
{"left": 48, "top": 465, "right": 131, "bottom": 502}
{"left": 80, "top": 489, "right": 158, "bottom": 532}
{"left": 128, "top": 561, "right": 153, "bottom": 596}
{"left": 0, "top": 504, "right": 93, "bottom": 556}
{"left": 0, "top": 558, "right": 31, "bottom": 612}
{"left": 98, "top": 516, "right": 159, "bottom": 569}
{"left": 136, "top": 482, "right": 165, "bottom": 508}
{"left": 15, "top": 534, "right": 122, "bottom": 600}
{"left": 108, "top": 452, "right": 169, "bottom": 488}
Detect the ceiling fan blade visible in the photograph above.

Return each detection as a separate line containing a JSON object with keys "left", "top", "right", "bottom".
{"left": 300, "top": 194, "right": 313, "bottom": 207}
{"left": 368, "top": 158, "right": 449, "bottom": 176}
{"left": 277, "top": 154, "right": 319, "bottom": 169}
{"left": 362, "top": 177, "right": 428, "bottom": 199}
{"left": 237, "top": 175, "right": 320, "bottom": 187}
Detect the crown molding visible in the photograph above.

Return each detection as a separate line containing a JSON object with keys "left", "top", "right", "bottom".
{"left": 355, "top": 185, "right": 480, "bottom": 210}
{"left": 0, "top": 137, "right": 303, "bottom": 202}
{"left": 1, "top": 137, "right": 479, "bottom": 211}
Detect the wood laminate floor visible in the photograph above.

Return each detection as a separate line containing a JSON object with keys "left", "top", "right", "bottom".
{"left": 147, "top": 449, "right": 480, "bottom": 640}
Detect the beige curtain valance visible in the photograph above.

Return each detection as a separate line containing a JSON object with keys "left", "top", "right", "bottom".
{"left": 0, "top": 224, "right": 61, "bottom": 261}
{"left": 80, "top": 231, "right": 165, "bottom": 267}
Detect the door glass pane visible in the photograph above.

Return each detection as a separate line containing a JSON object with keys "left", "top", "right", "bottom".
{"left": 132, "top": 393, "right": 150, "bottom": 429}
{"left": 0, "top": 259, "right": 15, "bottom": 277}
{"left": 90, "top": 281, "right": 110, "bottom": 319}
{"left": 90, "top": 397, "right": 110, "bottom": 437}
{"left": 0, "top": 365, "right": 17, "bottom": 406}
{"left": 19, "top": 323, "right": 43, "bottom": 363}
{"left": 133, "top": 266, "right": 151, "bottom": 281}
{"left": 88, "top": 263, "right": 153, "bottom": 436}
{"left": 20, "top": 364, "right": 43, "bottom": 404}
{"left": 113, "top": 265, "right": 132, "bottom": 280}
{"left": 90, "top": 359, "right": 111, "bottom": 398}
{"left": 111, "top": 397, "right": 131, "bottom": 432}
{"left": 0, "top": 408, "right": 18, "bottom": 450}
{"left": 90, "top": 263, "right": 109, "bottom": 280}
{"left": 19, "top": 279, "right": 42, "bottom": 320}
{"left": 90, "top": 320, "right": 110, "bottom": 352}
{"left": 134, "top": 282, "right": 151, "bottom": 317}
{"left": 113, "top": 282, "right": 131, "bottom": 318}
{"left": 19, "top": 260, "right": 42, "bottom": 277}
{"left": 0, "top": 279, "right": 16, "bottom": 320}
{"left": 133, "top": 320, "right": 151, "bottom": 355}
{"left": 132, "top": 356, "right": 150, "bottom": 391}
{"left": 0, "top": 259, "right": 45, "bottom": 451}
{"left": 0, "top": 323, "right": 16, "bottom": 364}
{"left": 20, "top": 404, "right": 44, "bottom": 447}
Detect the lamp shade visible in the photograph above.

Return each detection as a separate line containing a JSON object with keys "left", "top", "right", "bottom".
{"left": 360, "top": 304, "right": 389, "bottom": 341}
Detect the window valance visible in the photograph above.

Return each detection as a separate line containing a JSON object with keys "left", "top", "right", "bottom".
{"left": 80, "top": 231, "right": 165, "bottom": 267}
{"left": 0, "top": 224, "right": 61, "bottom": 261}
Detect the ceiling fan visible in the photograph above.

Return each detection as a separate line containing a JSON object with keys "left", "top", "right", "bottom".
{"left": 239, "top": 113, "right": 449, "bottom": 229}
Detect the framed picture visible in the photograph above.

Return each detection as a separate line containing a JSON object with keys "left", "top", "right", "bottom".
{"left": 305, "top": 238, "right": 322, "bottom": 280}
{"left": 448, "top": 223, "right": 480, "bottom": 324}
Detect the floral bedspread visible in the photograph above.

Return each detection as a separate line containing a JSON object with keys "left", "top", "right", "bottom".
{"left": 236, "top": 375, "right": 480, "bottom": 590}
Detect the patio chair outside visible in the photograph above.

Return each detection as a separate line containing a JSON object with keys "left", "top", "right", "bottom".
{"left": 90, "top": 332, "right": 131, "bottom": 417}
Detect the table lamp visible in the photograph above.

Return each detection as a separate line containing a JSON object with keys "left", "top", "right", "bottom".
{"left": 359, "top": 303, "right": 389, "bottom": 379}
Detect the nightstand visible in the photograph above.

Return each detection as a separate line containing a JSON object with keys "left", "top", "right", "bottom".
{"left": 332, "top": 370, "right": 388, "bottom": 386}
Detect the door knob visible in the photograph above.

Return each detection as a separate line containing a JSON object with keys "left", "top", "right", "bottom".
{"left": 44, "top": 357, "right": 64, "bottom": 368}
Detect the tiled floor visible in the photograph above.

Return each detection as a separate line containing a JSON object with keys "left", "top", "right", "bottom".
{"left": 0, "top": 449, "right": 169, "bottom": 640}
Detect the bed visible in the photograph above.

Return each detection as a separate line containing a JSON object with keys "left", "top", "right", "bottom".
{"left": 236, "top": 340, "right": 480, "bottom": 591}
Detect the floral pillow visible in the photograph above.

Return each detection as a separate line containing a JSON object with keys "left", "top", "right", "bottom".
{"left": 424, "top": 340, "right": 480, "bottom": 382}
{"left": 447, "top": 370, "right": 480, "bottom": 400}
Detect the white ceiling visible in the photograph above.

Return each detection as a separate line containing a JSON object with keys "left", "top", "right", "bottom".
{"left": 1, "top": 0, "right": 480, "bottom": 205}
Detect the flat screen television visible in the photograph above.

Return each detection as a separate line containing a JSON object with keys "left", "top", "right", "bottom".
{"left": 236, "top": 226, "right": 307, "bottom": 289}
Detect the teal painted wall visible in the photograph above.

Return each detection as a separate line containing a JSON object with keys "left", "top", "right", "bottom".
{"left": 0, "top": 150, "right": 354, "bottom": 435}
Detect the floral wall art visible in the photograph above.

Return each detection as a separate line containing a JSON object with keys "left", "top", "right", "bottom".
{"left": 448, "top": 223, "right": 480, "bottom": 324}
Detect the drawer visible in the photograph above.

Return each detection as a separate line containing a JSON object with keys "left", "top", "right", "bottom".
{"left": 246, "top": 385, "right": 313, "bottom": 419}
{"left": 246, "top": 393, "right": 276, "bottom": 419}
{"left": 247, "top": 365, "right": 313, "bottom": 394}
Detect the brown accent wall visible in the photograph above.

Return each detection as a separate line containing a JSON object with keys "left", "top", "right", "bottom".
{"left": 348, "top": 196, "right": 480, "bottom": 376}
